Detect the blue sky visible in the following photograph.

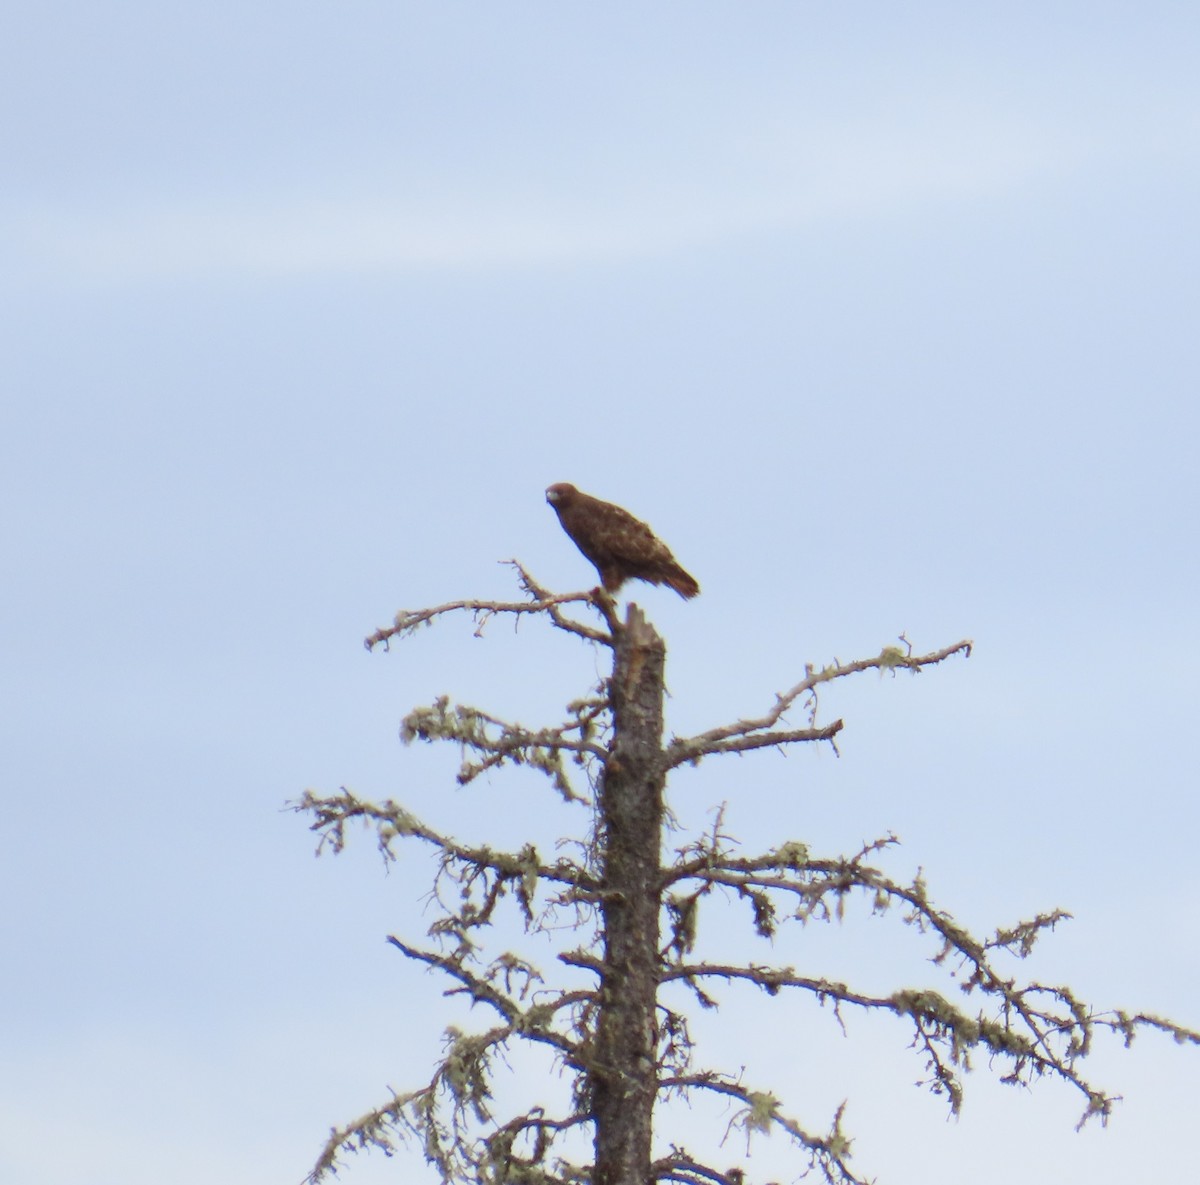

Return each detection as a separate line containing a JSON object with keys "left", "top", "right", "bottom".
{"left": 3, "top": 4, "right": 1198, "bottom": 1183}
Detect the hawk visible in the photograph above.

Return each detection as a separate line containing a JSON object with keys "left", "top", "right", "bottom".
{"left": 545, "top": 483, "right": 700, "bottom": 599}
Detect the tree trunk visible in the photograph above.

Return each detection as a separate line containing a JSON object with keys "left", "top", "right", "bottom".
{"left": 592, "top": 604, "right": 666, "bottom": 1185}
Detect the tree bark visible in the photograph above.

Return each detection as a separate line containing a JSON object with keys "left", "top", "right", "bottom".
{"left": 592, "top": 604, "right": 666, "bottom": 1185}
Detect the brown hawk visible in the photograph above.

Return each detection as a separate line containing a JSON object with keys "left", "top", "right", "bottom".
{"left": 545, "top": 483, "right": 700, "bottom": 599}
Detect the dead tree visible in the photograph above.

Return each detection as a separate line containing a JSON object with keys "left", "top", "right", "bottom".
{"left": 296, "top": 563, "right": 1198, "bottom": 1185}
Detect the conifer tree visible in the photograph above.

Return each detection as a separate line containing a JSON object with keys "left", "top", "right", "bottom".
{"left": 297, "top": 564, "right": 1198, "bottom": 1185}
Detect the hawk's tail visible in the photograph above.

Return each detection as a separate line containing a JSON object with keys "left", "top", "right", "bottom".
{"left": 666, "top": 567, "right": 700, "bottom": 600}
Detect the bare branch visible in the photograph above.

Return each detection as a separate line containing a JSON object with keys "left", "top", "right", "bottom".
{"left": 293, "top": 788, "right": 596, "bottom": 893}
{"left": 485, "top": 1109, "right": 595, "bottom": 1185}
{"left": 658, "top": 1078, "right": 866, "bottom": 1185}
{"left": 385, "top": 936, "right": 590, "bottom": 1065}
{"left": 303, "top": 1022, "right": 591, "bottom": 1185}
{"left": 658, "top": 835, "right": 1200, "bottom": 1125}
{"left": 663, "top": 962, "right": 885, "bottom": 1009}
{"left": 1114, "top": 1012, "right": 1200, "bottom": 1048}
{"left": 364, "top": 560, "right": 612, "bottom": 650}
{"left": 663, "top": 832, "right": 897, "bottom": 892}
{"left": 400, "top": 691, "right": 609, "bottom": 803}
{"left": 651, "top": 1149, "right": 751, "bottom": 1185}
{"left": 667, "top": 638, "right": 972, "bottom": 768}
{"left": 512, "top": 559, "right": 623, "bottom": 640}
{"left": 683, "top": 721, "right": 845, "bottom": 760}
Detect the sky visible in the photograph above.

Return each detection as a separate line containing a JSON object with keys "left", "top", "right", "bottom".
{"left": 2, "top": 3, "right": 1199, "bottom": 1183}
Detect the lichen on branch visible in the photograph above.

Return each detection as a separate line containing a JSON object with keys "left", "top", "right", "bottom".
{"left": 297, "top": 567, "right": 1197, "bottom": 1185}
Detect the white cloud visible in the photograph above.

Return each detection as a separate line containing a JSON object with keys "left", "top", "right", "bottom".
{"left": 7, "top": 110, "right": 1108, "bottom": 286}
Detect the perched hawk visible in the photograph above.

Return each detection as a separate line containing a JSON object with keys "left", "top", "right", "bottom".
{"left": 545, "top": 483, "right": 700, "bottom": 599}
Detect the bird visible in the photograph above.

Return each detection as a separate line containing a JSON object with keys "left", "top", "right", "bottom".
{"left": 545, "top": 483, "right": 700, "bottom": 599}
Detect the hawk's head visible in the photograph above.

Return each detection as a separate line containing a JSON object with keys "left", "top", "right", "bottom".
{"left": 545, "top": 483, "right": 578, "bottom": 506}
